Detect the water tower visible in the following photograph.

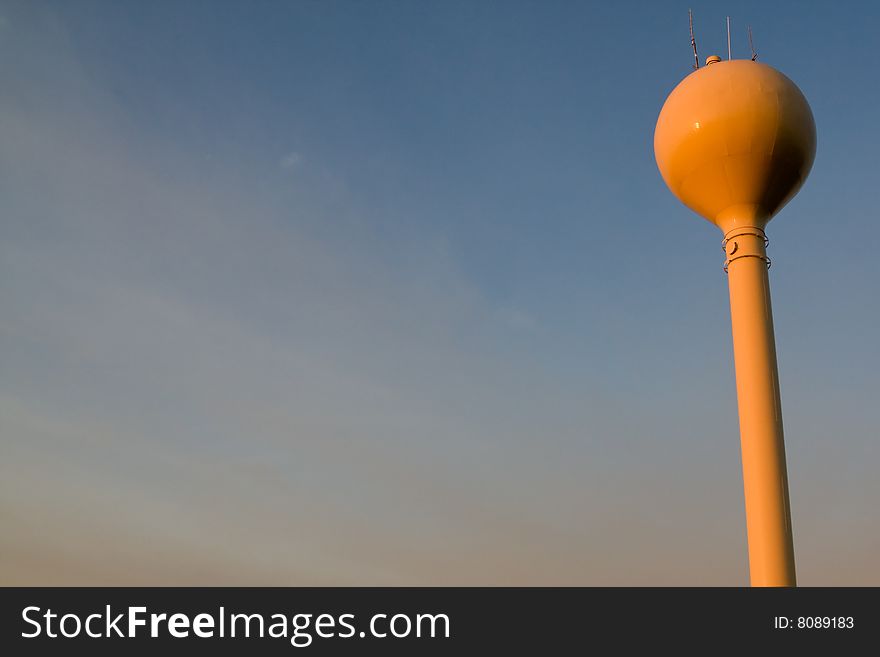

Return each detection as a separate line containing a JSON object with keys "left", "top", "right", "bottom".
{"left": 654, "top": 45, "right": 816, "bottom": 586}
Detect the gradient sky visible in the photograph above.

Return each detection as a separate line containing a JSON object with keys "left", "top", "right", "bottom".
{"left": 1, "top": 0, "right": 877, "bottom": 585}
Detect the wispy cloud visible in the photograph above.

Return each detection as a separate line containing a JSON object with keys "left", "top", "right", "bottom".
{"left": 280, "top": 151, "right": 303, "bottom": 169}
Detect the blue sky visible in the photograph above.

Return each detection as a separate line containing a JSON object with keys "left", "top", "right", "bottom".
{"left": 1, "top": 0, "right": 877, "bottom": 584}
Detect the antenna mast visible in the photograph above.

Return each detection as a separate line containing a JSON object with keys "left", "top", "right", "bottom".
{"left": 689, "top": 9, "right": 699, "bottom": 70}
{"left": 748, "top": 25, "right": 757, "bottom": 61}
{"left": 727, "top": 16, "right": 732, "bottom": 60}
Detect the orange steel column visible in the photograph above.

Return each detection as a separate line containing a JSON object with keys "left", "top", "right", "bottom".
{"left": 724, "top": 226, "right": 795, "bottom": 586}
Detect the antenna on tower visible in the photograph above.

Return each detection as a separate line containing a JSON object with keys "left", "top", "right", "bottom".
{"left": 748, "top": 25, "right": 757, "bottom": 61}
{"left": 727, "top": 16, "right": 732, "bottom": 60}
{"left": 689, "top": 9, "right": 699, "bottom": 70}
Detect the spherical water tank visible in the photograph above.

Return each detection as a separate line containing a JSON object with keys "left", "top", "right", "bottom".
{"left": 654, "top": 60, "right": 816, "bottom": 233}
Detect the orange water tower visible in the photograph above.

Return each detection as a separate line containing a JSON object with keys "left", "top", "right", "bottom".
{"left": 654, "top": 55, "right": 816, "bottom": 586}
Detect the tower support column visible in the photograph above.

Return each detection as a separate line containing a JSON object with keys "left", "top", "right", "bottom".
{"left": 724, "top": 226, "right": 796, "bottom": 587}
